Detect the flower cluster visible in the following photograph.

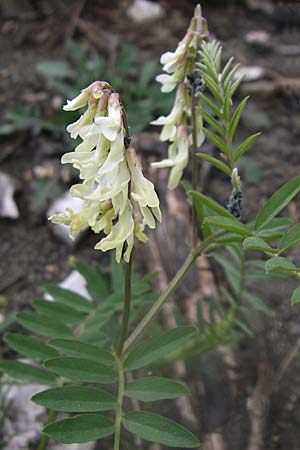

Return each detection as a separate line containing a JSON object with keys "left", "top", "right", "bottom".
{"left": 50, "top": 81, "right": 161, "bottom": 262}
{"left": 151, "top": 12, "right": 205, "bottom": 189}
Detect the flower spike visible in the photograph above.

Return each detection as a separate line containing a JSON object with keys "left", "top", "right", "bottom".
{"left": 50, "top": 81, "right": 161, "bottom": 262}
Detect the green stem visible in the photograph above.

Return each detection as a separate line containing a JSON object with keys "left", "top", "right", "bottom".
{"left": 113, "top": 356, "right": 125, "bottom": 450}
{"left": 115, "top": 255, "right": 132, "bottom": 356}
{"left": 36, "top": 410, "right": 56, "bottom": 450}
{"left": 191, "top": 4, "right": 203, "bottom": 249}
{"left": 124, "top": 230, "right": 226, "bottom": 353}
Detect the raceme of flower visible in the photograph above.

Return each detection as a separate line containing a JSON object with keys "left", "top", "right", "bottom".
{"left": 49, "top": 81, "right": 161, "bottom": 262}
{"left": 151, "top": 10, "right": 206, "bottom": 189}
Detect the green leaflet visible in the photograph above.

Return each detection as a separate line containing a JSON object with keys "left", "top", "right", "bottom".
{"left": 125, "top": 376, "right": 190, "bottom": 402}
{"left": 229, "top": 96, "right": 249, "bottom": 137}
{"left": 16, "top": 312, "right": 73, "bottom": 338}
{"left": 190, "top": 191, "right": 234, "bottom": 219}
{"left": 233, "top": 133, "right": 260, "bottom": 162}
{"left": 43, "top": 414, "right": 114, "bottom": 444}
{"left": 44, "top": 357, "right": 116, "bottom": 383}
{"left": 291, "top": 287, "right": 300, "bottom": 305}
{"left": 278, "top": 224, "right": 300, "bottom": 253}
{"left": 122, "top": 411, "right": 200, "bottom": 448}
{"left": 265, "top": 256, "right": 297, "bottom": 274}
{"left": 243, "top": 237, "right": 277, "bottom": 254}
{"left": 32, "top": 386, "right": 115, "bottom": 412}
{"left": 196, "top": 153, "right": 231, "bottom": 175}
{"left": 4, "top": 332, "right": 59, "bottom": 360}
{"left": 32, "top": 299, "right": 85, "bottom": 324}
{"left": 203, "top": 128, "right": 230, "bottom": 156}
{"left": 204, "top": 216, "right": 252, "bottom": 237}
{"left": 73, "top": 259, "right": 109, "bottom": 301}
{"left": 0, "top": 360, "right": 57, "bottom": 385}
{"left": 125, "top": 326, "right": 197, "bottom": 371}
{"left": 255, "top": 176, "right": 300, "bottom": 231}
{"left": 48, "top": 338, "right": 114, "bottom": 365}
{"left": 43, "top": 284, "right": 93, "bottom": 312}
{"left": 242, "top": 292, "right": 272, "bottom": 316}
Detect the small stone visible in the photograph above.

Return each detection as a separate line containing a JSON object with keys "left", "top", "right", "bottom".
{"left": 245, "top": 30, "right": 271, "bottom": 49}
{"left": 234, "top": 66, "right": 266, "bottom": 82}
{"left": 44, "top": 270, "right": 91, "bottom": 301}
{"left": 127, "top": 0, "right": 164, "bottom": 23}
{"left": 3, "top": 380, "right": 45, "bottom": 449}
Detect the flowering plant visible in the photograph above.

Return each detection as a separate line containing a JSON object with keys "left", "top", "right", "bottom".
{"left": 2, "top": 5, "right": 300, "bottom": 450}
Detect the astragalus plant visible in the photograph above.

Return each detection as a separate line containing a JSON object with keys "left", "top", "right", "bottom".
{"left": 2, "top": 4, "right": 300, "bottom": 450}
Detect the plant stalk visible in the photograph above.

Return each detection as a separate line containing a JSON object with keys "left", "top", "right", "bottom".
{"left": 191, "top": 4, "right": 203, "bottom": 249}
{"left": 124, "top": 230, "right": 226, "bottom": 353}
{"left": 113, "top": 356, "right": 125, "bottom": 450}
{"left": 116, "top": 255, "right": 132, "bottom": 356}
{"left": 36, "top": 410, "right": 56, "bottom": 450}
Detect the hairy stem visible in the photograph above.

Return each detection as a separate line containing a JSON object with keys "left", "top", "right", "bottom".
{"left": 113, "top": 356, "right": 125, "bottom": 450}
{"left": 36, "top": 410, "right": 56, "bottom": 450}
{"left": 116, "top": 255, "right": 132, "bottom": 356}
{"left": 124, "top": 230, "right": 226, "bottom": 353}
{"left": 191, "top": 3, "right": 203, "bottom": 249}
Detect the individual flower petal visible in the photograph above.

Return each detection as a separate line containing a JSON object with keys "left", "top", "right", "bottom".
{"left": 67, "top": 105, "right": 97, "bottom": 139}
{"left": 94, "top": 93, "right": 122, "bottom": 141}
{"left": 95, "top": 201, "right": 134, "bottom": 262}
{"left": 49, "top": 207, "right": 89, "bottom": 240}
{"left": 97, "top": 128, "right": 124, "bottom": 176}
{"left": 156, "top": 74, "right": 177, "bottom": 93}
{"left": 152, "top": 126, "right": 189, "bottom": 189}
{"left": 63, "top": 90, "right": 89, "bottom": 111}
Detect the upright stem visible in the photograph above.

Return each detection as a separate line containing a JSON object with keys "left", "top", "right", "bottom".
{"left": 36, "top": 410, "right": 56, "bottom": 450}
{"left": 113, "top": 255, "right": 132, "bottom": 450}
{"left": 124, "top": 230, "right": 226, "bottom": 353}
{"left": 116, "top": 255, "right": 132, "bottom": 356}
{"left": 113, "top": 356, "right": 125, "bottom": 450}
{"left": 191, "top": 4, "right": 203, "bottom": 249}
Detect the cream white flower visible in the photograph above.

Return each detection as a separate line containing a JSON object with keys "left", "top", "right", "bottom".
{"left": 94, "top": 93, "right": 122, "bottom": 141}
{"left": 151, "top": 10, "right": 205, "bottom": 189}
{"left": 151, "top": 83, "right": 186, "bottom": 142}
{"left": 152, "top": 126, "right": 189, "bottom": 190}
{"left": 63, "top": 90, "right": 89, "bottom": 111}
{"left": 50, "top": 81, "right": 161, "bottom": 262}
{"left": 127, "top": 148, "right": 161, "bottom": 228}
{"left": 95, "top": 201, "right": 134, "bottom": 263}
